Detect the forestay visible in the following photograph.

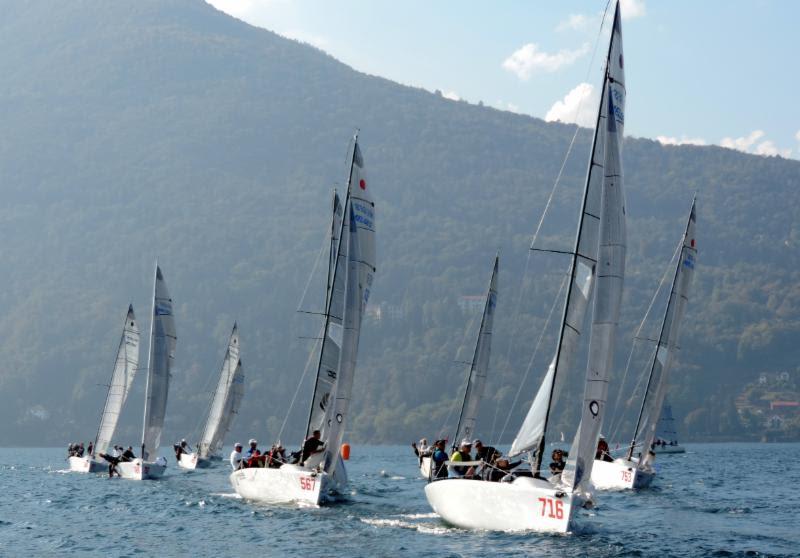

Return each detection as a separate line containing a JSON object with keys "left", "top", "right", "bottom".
{"left": 94, "top": 305, "right": 140, "bottom": 457}
{"left": 142, "top": 265, "right": 177, "bottom": 461}
{"left": 629, "top": 201, "right": 697, "bottom": 459}
{"left": 452, "top": 255, "right": 499, "bottom": 447}
{"left": 305, "top": 191, "right": 345, "bottom": 442}
{"left": 562, "top": 2, "right": 627, "bottom": 492}
{"left": 198, "top": 324, "right": 242, "bottom": 458}
{"left": 324, "top": 137, "right": 376, "bottom": 479}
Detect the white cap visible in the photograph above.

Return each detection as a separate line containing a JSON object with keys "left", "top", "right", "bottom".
{"left": 234, "top": 442, "right": 242, "bottom": 448}
{"left": 249, "top": 438, "right": 257, "bottom": 445}
{"left": 461, "top": 438, "right": 472, "bottom": 447}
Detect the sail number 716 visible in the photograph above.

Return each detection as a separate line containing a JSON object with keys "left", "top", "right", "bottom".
{"left": 538, "top": 497, "right": 564, "bottom": 519}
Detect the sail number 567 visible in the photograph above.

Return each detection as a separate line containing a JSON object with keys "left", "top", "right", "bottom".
{"left": 299, "top": 477, "right": 316, "bottom": 491}
{"left": 538, "top": 497, "right": 564, "bottom": 519}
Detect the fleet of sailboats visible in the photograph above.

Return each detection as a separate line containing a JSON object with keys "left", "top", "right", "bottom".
{"left": 178, "top": 324, "right": 244, "bottom": 470}
{"left": 56, "top": 0, "right": 704, "bottom": 535}
{"left": 230, "top": 132, "right": 376, "bottom": 506}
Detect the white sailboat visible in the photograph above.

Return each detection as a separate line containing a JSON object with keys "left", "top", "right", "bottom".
{"left": 179, "top": 324, "right": 244, "bottom": 470}
{"left": 653, "top": 400, "right": 686, "bottom": 453}
{"left": 69, "top": 305, "right": 140, "bottom": 473}
{"left": 231, "top": 133, "right": 376, "bottom": 505}
{"left": 117, "top": 265, "right": 177, "bottom": 480}
{"left": 425, "top": 2, "right": 626, "bottom": 533}
{"left": 591, "top": 201, "right": 696, "bottom": 489}
{"left": 419, "top": 255, "right": 498, "bottom": 478}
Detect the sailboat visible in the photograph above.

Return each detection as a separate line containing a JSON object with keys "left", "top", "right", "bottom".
{"left": 653, "top": 400, "right": 686, "bottom": 453}
{"left": 591, "top": 201, "right": 696, "bottom": 489}
{"left": 179, "top": 324, "right": 244, "bottom": 470}
{"left": 116, "top": 265, "right": 177, "bottom": 480}
{"left": 419, "top": 255, "right": 498, "bottom": 479}
{"left": 425, "top": 2, "right": 626, "bottom": 533}
{"left": 230, "top": 133, "right": 376, "bottom": 505}
{"left": 69, "top": 306, "right": 140, "bottom": 473}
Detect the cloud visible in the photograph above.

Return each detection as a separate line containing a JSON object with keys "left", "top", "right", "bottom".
{"left": 720, "top": 130, "right": 791, "bottom": 158}
{"left": 556, "top": 14, "right": 591, "bottom": 32}
{"left": 545, "top": 83, "right": 598, "bottom": 127}
{"left": 620, "top": 0, "right": 646, "bottom": 20}
{"left": 502, "top": 43, "right": 590, "bottom": 80}
{"left": 441, "top": 91, "right": 461, "bottom": 101}
{"left": 796, "top": 130, "right": 800, "bottom": 142}
{"left": 656, "top": 136, "right": 707, "bottom": 146}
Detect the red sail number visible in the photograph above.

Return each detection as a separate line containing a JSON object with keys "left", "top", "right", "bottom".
{"left": 299, "top": 477, "right": 316, "bottom": 491}
{"left": 538, "top": 497, "right": 564, "bottom": 519}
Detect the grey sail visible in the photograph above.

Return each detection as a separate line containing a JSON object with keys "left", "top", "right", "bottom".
{"left": 218, "top": 359, "right": 245, "bottom": 452}
{"left": 453, "top": 254, "right": 499, "bottom": 447}
{"left": 198, "top": 324, "right": 241, "bottom": 459}
{"left": 323, "top": 136, "right": 376, "bottom": 479}
{"left": 94, "top": 305, "right": 140, "bottom": 457}
{"left": 304, "top": 190, "right": 345, "bottom": 442}
{"left": 562, "top": 1, "right": 627, "bottom": 493}
{"left": 141, "top": 265, "right": 177, "bottom": 461}
{"left": 628, "top": 200, "right": 697, "bottom": 459}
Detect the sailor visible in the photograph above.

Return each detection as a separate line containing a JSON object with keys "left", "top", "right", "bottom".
{"left": 411, "top": 438, "right": 431, "bottom": 464}
{"left": 549, "top": 448, "right": 566, "bottom": 476}
{"left": 300, "top": 430, "right": 324, "bottom": 465}
{"left": 230, "top": 442, "right": 244, "bottom": 470}
{"left": 174, "top": 439, "right": 190, "bottom": 461}
{"left": 87, "top": 441, "right": 94, "bottom": 457}
{"left": 267, "top": 444, "right": 286, "bottom": 468}
{"left": 76, "top": 443, "right": 85, "bottom": 458}
{"left": 449, "top": 439, "right": 473, "bottom": 478}
{"left": 101, "top": 445, "right": 122, "bottom": 478}
{"left": 121, "top": 446, "right": 136, "bottom": 462}
{"left": 595, "top": 438, "right": 614, "bottom": 462}
{"left": 473, "top": 440, "right": 500, "bottom": 479}
{"left": 246, "top": 439, "right": 259, "bottom": 458}
{"left": 431, "top": 439, "right": 449, "bottom": 479}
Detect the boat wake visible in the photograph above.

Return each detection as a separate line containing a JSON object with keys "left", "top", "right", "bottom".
{"left": 210, "top": 492, "right": 242, "bottom": 499}
{"left": 360, "top": 516, "right": 453, "bottom": 535}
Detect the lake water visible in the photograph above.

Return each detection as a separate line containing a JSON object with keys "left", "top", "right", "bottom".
{"left": 0, "top": 444, "right": 797, "bottom": 557}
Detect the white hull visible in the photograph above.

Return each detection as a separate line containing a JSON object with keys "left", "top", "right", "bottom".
{"left": 68, "top": 456, "right": 106, "bottom": 473}
{"left": 231, "top": 458, "right": 348, "bottom": 506}
{"left": 419, "top": 456, "right": 431, "bottom": 479}
{"left": 116, "top": 458, "right": 166, "bottom": 480}
{"left": 654, "top": 444, "right": 685, "bottom": 454}
{"left": 424, "top": 477, "right": 575, "bottom": 533}
{"left": 177, "top": 453, "right": 211, "bottom": 470}
{"left": 590, "top": 458, "right": 655, "bottom": 490}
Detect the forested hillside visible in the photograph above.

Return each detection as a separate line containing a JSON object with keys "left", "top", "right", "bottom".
{"left": 0, "top": 0, "right": 797, "bottom": 447}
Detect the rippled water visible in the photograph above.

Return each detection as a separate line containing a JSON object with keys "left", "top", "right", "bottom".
{"left": 1, "top": 444, "right": 797, "bottom": 556}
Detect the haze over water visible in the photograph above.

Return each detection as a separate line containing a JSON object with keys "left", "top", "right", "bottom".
{"left": 1, "top": 444, "right": 797, "bottom": 557}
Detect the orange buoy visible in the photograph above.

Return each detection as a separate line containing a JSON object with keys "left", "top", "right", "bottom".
{"left": 341, "top": 443, "right": 351, "bottom": 460}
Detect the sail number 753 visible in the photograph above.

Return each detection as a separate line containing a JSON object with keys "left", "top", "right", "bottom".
{"left": 299, "top": 477, "right": 316, "bottom": 491}
{"left": 538, "top": 497, "right": 564, "bottom": 519}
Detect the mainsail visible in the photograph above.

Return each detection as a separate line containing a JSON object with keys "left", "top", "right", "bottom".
{"left": 323, "top": 136, "right": 376, "bottom": 478}
{"left": 141, "top": 265, "right": 177, "bottom": 461}
{"left": 198, "top": 324, "right": 242, "bottom": 459}
{"left": 628, "top": 200, "right": 697, "bottom": 459}
{"left": 304, "top": 190, "right": 345, "bottom": 441}
{"left": 508, "top": 5, "right": 625, "bottom": 464}
{"left": 94, "top": 305, "right": 140, "bottom": 457}
{"left": 562, "top": 2, "right": 627, "bottom": 492}
{"left": 655, "top": 399, "right": 680, "bottom": 444}
{"left": 452, "top": 255, "right": 499, "bottom": 447}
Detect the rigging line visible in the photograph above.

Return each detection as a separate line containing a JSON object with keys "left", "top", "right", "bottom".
{"left": 437, "top": 309, "right": 482, "bottom": 438}
{"left": 496, "top": 268, "right": 569, "bottom": 446}
{"left": 295, "top": 221, "right": 334, "bottom": 314}
{"left": 277, "top": 324, "right": 324, "bottom": 444}
{"left": 607, "top": 237, "right": 682, "bottom": 441}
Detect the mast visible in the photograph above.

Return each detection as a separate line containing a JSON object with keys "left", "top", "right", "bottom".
{"left": 451, "top": 253, "right": 499, "bottom": 450}
{"left": 302, "top": 132, "right": 360, "bottom": 446}
{"left": 627, "top": 198, "right": 696, "bottom": 460}
{"left": 141, "top": 263, "right": 158, "bottom": 458}
{"left": 530, "top": 4, "right": 620, "bottom": 474}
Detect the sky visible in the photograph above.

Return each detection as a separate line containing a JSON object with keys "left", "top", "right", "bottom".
{"left": 205, "top": 0, "right": 800, "bottom": 159}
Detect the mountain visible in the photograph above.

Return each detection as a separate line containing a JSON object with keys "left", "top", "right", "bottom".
{"left": 0, "top": 0, "right": 798, "bottom": 447}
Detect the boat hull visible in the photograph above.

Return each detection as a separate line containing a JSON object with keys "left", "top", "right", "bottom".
{"left": 116, "top": 458, "right": 166, "bottom": 480}
{"left": 424, "top": 476, "right": 574, "bottom": 533}
{"left": 177, "top": 453, "right": 211, "bottom": 470}
{"left": 590, "top": 458, "right": 655, "bottom": 490}
{"left": 68, "top": 456, "right": 106, "bottom": 473}
{"left": 230, "top": 464, "right": 338, "bottom": 506}
{"left": 654, "top": 444, "right": 685, "bottom": 454}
